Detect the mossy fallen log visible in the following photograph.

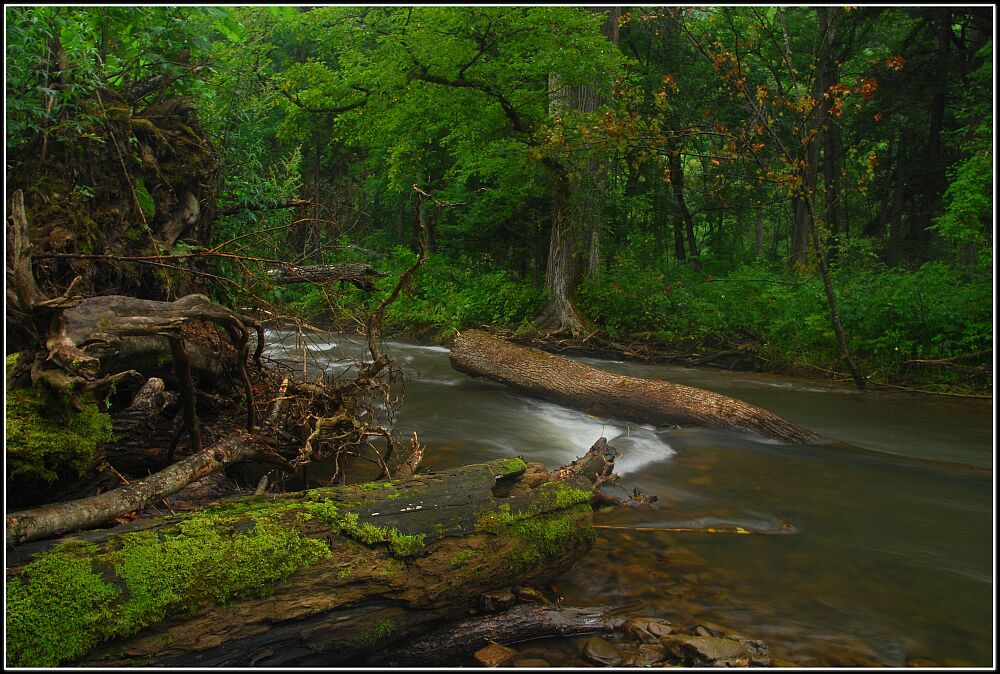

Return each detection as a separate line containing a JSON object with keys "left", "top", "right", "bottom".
{"left": 5, "top": 457, "right": 597, "bottom": 668}
{"left": 450, "top": 329, "right": 826, "bottom": 445}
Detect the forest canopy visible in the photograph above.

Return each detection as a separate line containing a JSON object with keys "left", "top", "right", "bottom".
{"left": 4, "top": 5, "right": 993, "bottom": 393}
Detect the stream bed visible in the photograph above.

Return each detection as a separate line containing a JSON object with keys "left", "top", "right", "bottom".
{"left": 263, "top": 329, "right": 993, "bottom": 667}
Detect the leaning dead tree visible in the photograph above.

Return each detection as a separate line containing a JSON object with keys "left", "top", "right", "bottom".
{"left": 450, "top": 329, "right": 827, "bottom": 445}
{"left": 6, "top": 456, "right": 602, "bottom": 667}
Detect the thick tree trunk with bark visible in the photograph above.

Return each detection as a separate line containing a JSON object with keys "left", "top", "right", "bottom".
{"left": 450, "top": 330, "right": 826, "bottom": 445}
{"left": 536, "top": 7, "right": 620, "bottom": 335}
{"left": 6, "top": 458, "right": 598, "bottom": 668}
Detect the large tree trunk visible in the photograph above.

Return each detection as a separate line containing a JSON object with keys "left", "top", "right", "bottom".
{"left": 6, "top": 458, "right": 599, "bottom": 668}
{"left": 536, "top": 7, "right": 619, "bottom": 335}
{"left": 450, "top": 330, "right": 826, "bottom": 445}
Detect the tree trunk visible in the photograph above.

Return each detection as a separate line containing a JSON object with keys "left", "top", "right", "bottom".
{"left": 6, "top": 458, "right": 599, "bottom": 668}
{"left": 817, "top": 7, "right": 841, "bottom": 259}
{"left": 753, "top": 206, "right": 765, "bottom": 258}
{"left": 450, "top": 329, "right": 826, "bottom": 445}
{"left": 536, "top": 7, "right": 619, "bottom": 334}
{"left": 668, "top": 150, "right": 701, "bottom": 268}
{"left": 536, "top": 170, "right": 586, "bottom": 334}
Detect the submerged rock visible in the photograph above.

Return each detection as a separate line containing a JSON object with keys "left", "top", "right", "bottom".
{"left": 660, "top": 634, "right": 771, "bottom": 667}
{"left": 582, "top": 636, "right": 623, "bottom": 666}
{"left": 473, "top": 642, "right": 517, "bottom": 667}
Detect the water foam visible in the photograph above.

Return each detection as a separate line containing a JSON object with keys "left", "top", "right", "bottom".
{"left": 524, "top": 400, "right": 675, "bottom": 475}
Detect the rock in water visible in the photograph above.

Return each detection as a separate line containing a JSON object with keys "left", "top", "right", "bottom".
{"left": 474, "top": 642, "right": 517, "bottom": 667}
{"left": 660, "top": 634, "right": 771, "bottom": 667}
{"left": 583, "top": 636, "right": 623, "bottom": 666}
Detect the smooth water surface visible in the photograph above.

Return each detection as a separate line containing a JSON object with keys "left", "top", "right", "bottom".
{"left": 263, "top": 329, "right": 994, "bottom": 666}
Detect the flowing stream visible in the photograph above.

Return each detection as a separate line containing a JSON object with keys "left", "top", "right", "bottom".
{"left": 263, "top": 329, "right": 993, "bottom": 667}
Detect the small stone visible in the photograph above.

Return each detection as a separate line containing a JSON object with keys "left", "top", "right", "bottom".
{"left": 474, "top": 642, "right": 518, "bottom": 667}
{"left": 635, "top": 644, "right": 666, "bottom": 666}
{"left": 582, "top": 636, "right": 623, "bottom": 666}
{"left": 480, "top": 590, "right": 516, "bottom": 612}
{"left": 624, "top": 616, "right": 673, "bottom": 644}
{"left": 513, "top": 658, "right": 550, "bottom": 667}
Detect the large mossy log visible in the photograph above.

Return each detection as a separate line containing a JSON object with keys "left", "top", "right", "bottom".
{"left": 450, "top": 329, "right": 826, "bottom": 445}
{"left": 5, "top": 458, "right": 598, "bottom": 668}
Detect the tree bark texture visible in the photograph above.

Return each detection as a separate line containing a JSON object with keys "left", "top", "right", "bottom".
{"left": 6, "top": 459, "right": 597, "bottom": 668}
{"left": 450, "top": 330, "right": 826, "bottom": 445}
{"left": 265, "top": 262, "right": 389, "bottom": 291}
{"left": 537, "top": 7, "right": 620, "bottom": 334}
{"left": 371, "top": 604, "right": 624, "bottom": 666}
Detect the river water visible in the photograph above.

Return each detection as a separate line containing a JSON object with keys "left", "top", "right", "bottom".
{"left": 263, "top": 329, "right": 994, "bottom": 667}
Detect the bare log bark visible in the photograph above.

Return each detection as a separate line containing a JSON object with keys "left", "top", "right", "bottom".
{"left": 450, "top": 330, "right": 826, "bottom": 445}
{"left": 371, "top": 604, "right": 625, "bottom": 666}
{"left": 6, "top": 459, "right": 598, "bottom": 668}
{"left": 265, "top": 262, "right": 388, "bottom": 291}
{"left": 5, "top": 430, "right": 277, "bottom": 546}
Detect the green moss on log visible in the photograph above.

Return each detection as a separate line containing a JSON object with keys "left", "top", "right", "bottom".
{"left": 5, "top": 509, "right": 331, "bottom": 667}
{"left": 5, "top": 378, "right": 115, "bottom": 483}
{"left": 347, "top": 617, "right": 397, "bottom": 651}
{"left": 476, "top": 481, "right": 596, "bottom": 573}
{"left": 303, "top": 499, "right": 426, "bottom": 557}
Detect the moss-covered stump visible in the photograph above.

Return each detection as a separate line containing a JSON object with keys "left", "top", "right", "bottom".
{"left": 5, "top": 457, "right": 597, "bottom": 667}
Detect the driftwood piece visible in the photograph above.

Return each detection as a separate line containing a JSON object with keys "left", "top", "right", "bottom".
{"left": 266, "top": 262, "right": 389, "bottom": 291}
{"left": 370, "top": 604, "right": 626, "bottom": 666}
{"left": 6, "top": 458, "right": 598, "bottom": 668}
{"left": 5, "top": 429, "right": 276, "bottom": 546}
{"left": 450, "top": 329, "right": 826, "bottom": 445}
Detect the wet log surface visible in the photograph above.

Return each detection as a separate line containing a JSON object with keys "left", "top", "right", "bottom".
{"left": 6, "top": 458, "right": 598, "bottom": 667}
{"left": 370, "top": 603, "right": 625, "bottom": 666}
{"left": 450, "top": 329, "right": 826, "bottom": 445}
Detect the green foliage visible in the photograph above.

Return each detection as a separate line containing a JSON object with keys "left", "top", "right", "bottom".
{"left": 6, "top": 382, "right": 115, "bottom": 483}
{"left": 284, "top": 247, "right": 545, "bottom": 338}
{"left": 5, "top": 6, "right": 215, "bottom": 153}
{"left": 578, "top": 243, "right": 992, "bottom": 385}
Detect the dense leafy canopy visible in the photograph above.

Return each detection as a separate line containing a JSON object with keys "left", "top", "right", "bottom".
{"left": 5, "top": 5, "right": 992, "bottom": 391}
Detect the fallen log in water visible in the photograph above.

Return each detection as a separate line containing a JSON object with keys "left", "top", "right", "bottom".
{"left": 370, "top": 603, "right": 625, "bottom": 666}
{"left": 5, "top": 458, "right": 599, "bottom": 668}
{"left": 450, "top": 329, "right": 826, "bottom": 445}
